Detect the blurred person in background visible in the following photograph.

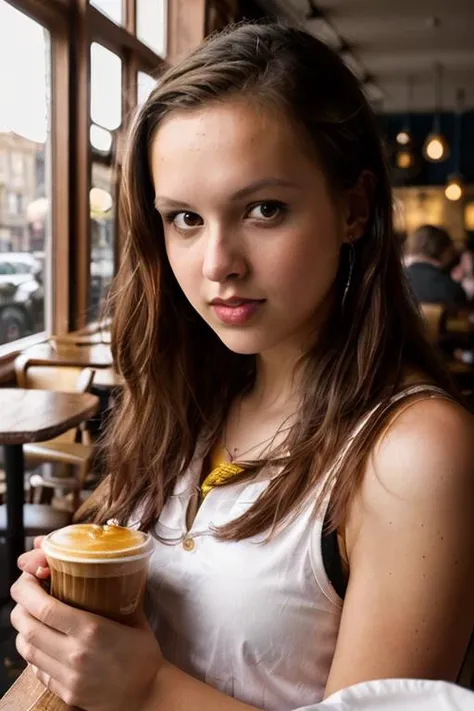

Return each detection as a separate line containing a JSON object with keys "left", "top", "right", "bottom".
{"left": 404, "top": 225, "right": 466, "bottom": 308}
{"left": 451, "top": 234, "right": 474, "bottom": 302}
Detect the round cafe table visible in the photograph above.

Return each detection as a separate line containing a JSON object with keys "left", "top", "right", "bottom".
{"left": 0, "top": 389, "right": 99, "bottom": 589}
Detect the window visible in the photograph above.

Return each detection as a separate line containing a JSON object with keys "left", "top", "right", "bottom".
{"left": 0, "top": 0, "right": 51, "bottom": 346}
{"left": 0, "top": 261, "right": 14, "bottom": 275}
{"left": 11, "top": 260, "right": 30, "bottom": 274}
{"left": 89, "top": 162, "right": 115, "bottom": 321}
{"left": 89, "top": 42, "right": 122, "bottom": 323}
{"left": 136, "top": 0, "right": 167, "bottom": 56}
{"left": 91, "top": 42, "right": 122, "bottom": 130}
{"left": 7, "top": 192, "right": 18, "bottom": 215}
{"left": 0, "top": 150, "right": 6, "bottom": 180}
{"left": 6, "top": 192, "right": 24, "bottom": 215}
{"left": 0, "top": 0, "right": 180, "bottom": 347}
{"left": 11, "top": 151, "right": 24, "bottom": 179}
{"left": 90, "top": 0, "right": 122, "bottom": 25}
{"left": 90, "top": 124, "right": 113, "bottom": 154}
{"left": 137, "top": 71, "right": 157, "bottom": 106}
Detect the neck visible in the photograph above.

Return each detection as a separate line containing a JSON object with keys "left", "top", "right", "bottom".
{"left": 251, "top": 343, "right": 303, "bottom": 412}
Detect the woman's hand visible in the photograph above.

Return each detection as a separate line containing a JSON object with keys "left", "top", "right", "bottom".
{"left": 11, "top": 548, "right": 162, "bottom": 711}
{"left": 17, "top": 535, "right": 50, "bottom": 580}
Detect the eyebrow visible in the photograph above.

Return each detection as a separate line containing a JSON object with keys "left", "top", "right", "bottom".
{"left": 154, "top": 178, "right": 300, "bottom": 210}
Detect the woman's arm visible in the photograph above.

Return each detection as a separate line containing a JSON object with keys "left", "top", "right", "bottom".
{"left": 143, "top": 663, "right": 260, "bottom": 711}
{"left": 324, "top": 397, "right": 474, "bottom": 697}
{"left": 13, "top": 546, "right": 263, "bottom": 711}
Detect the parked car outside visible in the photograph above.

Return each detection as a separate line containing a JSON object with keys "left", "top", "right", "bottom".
{"left": 0, "top": 253, "right": 44, "bottom": 344}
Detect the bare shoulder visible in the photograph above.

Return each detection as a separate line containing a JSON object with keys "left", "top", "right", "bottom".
{"left": 360, "top": 396, "right": 474, "bottom": 513}
{"left": 345, "top": 394, "right": 474, "bottom": 568}
{"left": 326, "top": 396, "right": 474, "bottom": 693}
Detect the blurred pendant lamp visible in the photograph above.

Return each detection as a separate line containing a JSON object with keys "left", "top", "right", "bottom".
{"left": 396, "top": 76, "right": 415, "bottom": 169}
{"left": 445, "top": 88, "right": 465, "bottom": 202}
{"left": 423, "top": 63, "right": 449, "bottom": 162}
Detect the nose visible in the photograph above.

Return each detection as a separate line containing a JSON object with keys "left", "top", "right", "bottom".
{"left": 202, "top": 224, "right": 248, "bottom": 283}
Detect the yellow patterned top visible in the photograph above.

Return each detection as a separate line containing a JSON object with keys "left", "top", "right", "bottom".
{"left": 200, "top": 446, "right": 245, "bottom": 499}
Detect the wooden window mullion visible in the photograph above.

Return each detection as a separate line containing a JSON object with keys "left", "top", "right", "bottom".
{"left": 51, "top": 22, "right": 71, "bottom": 335}
{"left": 167, "top": 0, "right": 207, "bottom": 65}
{"left": 71, "top": 0, "right": 92, "bottom": 329}
{"left": 125, "top": 0, "right": 136, "bottom": 35}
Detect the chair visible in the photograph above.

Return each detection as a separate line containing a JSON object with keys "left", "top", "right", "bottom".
{"left": 0, "top": 504, "right": 74, "bottom": 538}
{"left": 14, "top": 355, "right": 98, "bottom": 516}
{"left": 420, "top": 303, "right": 445, "bottom": 343}
{"left": 420, "top": 304, "right": 473, "bottom": 388}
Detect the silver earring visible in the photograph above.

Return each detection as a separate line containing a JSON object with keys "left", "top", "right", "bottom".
{"left": 341, "top": 242, "right": 355, "bottom": 310}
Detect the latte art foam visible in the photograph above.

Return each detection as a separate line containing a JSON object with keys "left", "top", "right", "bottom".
{"left": 43, "top": 524, "right": 153, "bottom": 625}
{"left": 44, "top": 524, "right": 150, "bottom": 561}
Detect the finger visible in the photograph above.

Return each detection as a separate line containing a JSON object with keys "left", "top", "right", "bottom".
{"left": 10, "top": 573, "right": 88, "bottom": 636}
{"left": 11, "top": 605, "right": 68, "bottom": 663}
{"left": 36, "top": 566, "right": 51, "bottom": 581}
{"left": 17, "top": 549, "right": 49, "bottom": 576}
{"left": 32, "top": 666, "right": 80, "bottom": 709}
{"left": 18, "top": 640, "right": 79, "bottom": 706}
{"left": 34, "top": 536, "right": 45, "bottom": 550}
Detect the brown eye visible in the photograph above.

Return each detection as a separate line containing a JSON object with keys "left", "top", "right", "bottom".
{"left": 172, "top": 211, "right": 203, "bottom": 230}
{"left": 247, "top": 201, "right": 286, "bottom": 221}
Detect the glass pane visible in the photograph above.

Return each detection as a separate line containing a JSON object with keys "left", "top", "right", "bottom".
{"left": 89, "top": 162, "right": 116, "bottom": 322}
{"left": 137, "top": 71, "right": 156, "bottom": 106}
{"left": 90, "top": 0, "right": 122, "bottom": 25}
{"left": 0, "top": 1, "right": 50, "bottom": 346}
{"left": 90, "top": 123, "right": 113, "bottom": 154}
{"left": 90, "top": 43, "right": 122, "bottom": 130}
{"left": 136, "top": 0, "right": 167, "bottom": 56}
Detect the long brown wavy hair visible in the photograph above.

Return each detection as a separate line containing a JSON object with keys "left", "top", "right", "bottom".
{"left": 95, "top": 22, "right": 459, "bottom": 539}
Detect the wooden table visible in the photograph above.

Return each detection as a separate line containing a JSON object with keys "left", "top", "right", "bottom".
{"left": 91, "top": 367, "right": 123, "bottom": 389}
{"left": 0, "top": 665, "right": 68, "bottom": 710}
{"left": 23, "top": 343, "right": 113, "bottom": 369}
{"left": 50, "top": 331, "right": 111, "bottom": 346}
{"left": 0, "top": 389, "right": 99, "bottom": 588}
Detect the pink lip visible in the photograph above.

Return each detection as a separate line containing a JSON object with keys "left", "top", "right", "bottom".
{"left": 210, "top": 299, "right": 264, "bottom": 325}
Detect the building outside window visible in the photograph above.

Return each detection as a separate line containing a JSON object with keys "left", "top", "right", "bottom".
{"left": 0, "top": 0, "right": 51, "bottom": 346}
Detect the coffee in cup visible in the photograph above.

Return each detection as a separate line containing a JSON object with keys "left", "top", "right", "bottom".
{"left": 42, "top": 523, "right": 153, "bottom": 625}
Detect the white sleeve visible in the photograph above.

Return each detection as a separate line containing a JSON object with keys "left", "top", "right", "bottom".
{"left": 292, "top": 678, "right": 474, "bottom": 711}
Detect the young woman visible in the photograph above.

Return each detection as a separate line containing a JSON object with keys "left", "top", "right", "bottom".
{"left": 11, "top": 22, "right": 474, "bottom": 711}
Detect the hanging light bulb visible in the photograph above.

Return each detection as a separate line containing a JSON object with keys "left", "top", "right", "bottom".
{"left": 396, "top": 76, "right": 414, "bottom": 147}
{"left": 423, "top": 63, "right": 449, "bottom": 162}
{"left": 424, "top": 132, "right": 449, "bottom": 161}
{"left": 445, "top": 89, "right": 465, "bottom": 202}
{"left": 396, "top": 130, "right": 411, "bottom": 146}
{"left": 396, "top": 150, "right": 414, "bottom": 169}
{"left": 444, "top": 175, "right": 463, "bottom": 201}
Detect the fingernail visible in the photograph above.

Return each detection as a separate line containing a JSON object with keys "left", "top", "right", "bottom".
{"left": 36, "top": 567, "right": 45, "bottom": 576}
{"left": 17, "top": 557, "right": 25, "bottom": 570}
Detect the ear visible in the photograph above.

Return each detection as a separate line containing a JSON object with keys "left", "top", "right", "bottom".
{"left": 342, "top": 170, "right": 376, "bottom": 244}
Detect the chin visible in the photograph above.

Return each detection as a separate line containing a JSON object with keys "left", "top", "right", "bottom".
{"left": 213, "top": 329, "right": 277, "bottom": 356}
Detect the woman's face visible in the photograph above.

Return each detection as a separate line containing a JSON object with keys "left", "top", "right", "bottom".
{"left": 151, "top": 100, "right": 355, "bottom": 357}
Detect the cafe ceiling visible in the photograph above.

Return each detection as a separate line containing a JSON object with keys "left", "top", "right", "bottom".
{"left": 258, "top": 0, "right": 474, "bottom": 113}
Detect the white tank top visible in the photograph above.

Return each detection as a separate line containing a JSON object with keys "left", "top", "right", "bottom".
{"left": 135, "top": 385, "right": 450, "bottom": 711}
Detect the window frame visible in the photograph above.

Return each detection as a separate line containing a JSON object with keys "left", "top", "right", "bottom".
{"left": 0, "top": 0, "right": 206, "bottom": 366}
{"left": 72, "top": 0, "right": 168, "bottom": 330}
{"left": 0, "top": 0, "right": 70, "bottom": 357}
